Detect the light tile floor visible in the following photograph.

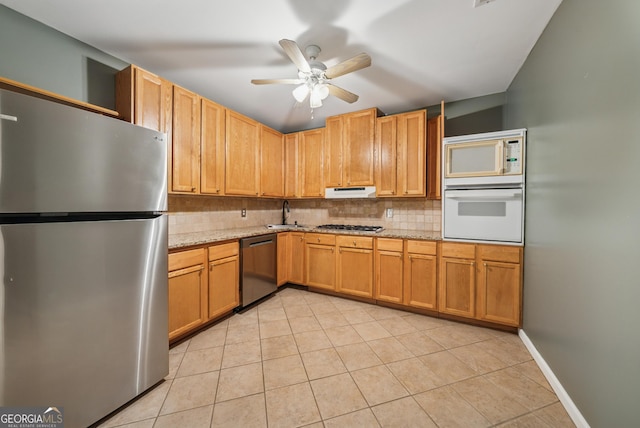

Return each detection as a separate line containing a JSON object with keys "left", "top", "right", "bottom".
{"left": 99, "top": 287, "right": 576, "bottom": 428}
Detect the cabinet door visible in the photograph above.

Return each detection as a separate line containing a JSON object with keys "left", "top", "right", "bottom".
{"left": 284, "top": 133, "right": 299, "bottom": 198}
{"left": 438, "top": 256, "right": 475, "bottom": 318}
{"left": 134, "top": 67, "right": 172, "bottom": 134}
{"left": 426, "top": 108, "right": 443, "bottom": 200}
{"left": 398, "top": 110, "right": 426, "bottom": 197}
{"left": 260, "top": 125, "right": 285, "bottom": 197}
{"left": 477, "top": 260, "right": 522, "bottom": 327}
{"left": 168, "top": 249, "right": 207, "bottom": 341}
{"left": 201, "top": 98, "right": 225, "bottom": 195}
{"left": 299, "top": 128, "right": 325, "bottom": 198}
{"left": 277, "top": 233, "right": 290, "bottom": 286}
{"left": 337, "top": 236, "right": 374, "bottom": 298}
{"left": 404, "top": 253, "right": 437, "bottom": 310}
{"left": 375, "top": 115, "right": 398, "bottom": 197}
{"left": 305, "top": 244, "right": 336, "bottom": 290}
{"left": 171, "top": 85, "right": 201, "bottom": 193}
{"left": 375, "top": 249, "right": 403, "bottom": 303}
{"left": 225, "top": 110, "right": 260, "bottom": 196}
{"left": 208, "top": 254, "right": 239, "bottom": 319}
{"left": 290, "top": 232, "right": 305, "bottom": 284}
{"left": 324, "top": 115, "right": 344, "bottom": 187}
{"left": 344, "top": 108, "right": 376, "bottom": 186}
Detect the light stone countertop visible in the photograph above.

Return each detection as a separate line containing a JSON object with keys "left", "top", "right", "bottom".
{"left": 169, "top": 225, "right": 441, "bottom": 250}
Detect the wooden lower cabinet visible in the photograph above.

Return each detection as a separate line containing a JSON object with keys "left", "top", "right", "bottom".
{"left": 404, "top": 240, "right": 438, "bottom": 311}
{"left": 168, "top": 248, "right": 207, "bottom": 341}
{"left": 277, "top": 232, "right": 290, "bottom": 286}
{"left": 305, "top": 233, "right": 336, "bottom": 290}
{"left": 337, "top": 236, "right": 374, "bottom": 298}
{"left": 290, "top": 232, "right": 306, "bottom": 284}
{"left": 439, "top": 242, "right": 522, "bottom": 327}
{"left": 476, "top": 244, "right": 523, "bottom": 327}
{"left": 374, "top": 238, "right": 404, "bottom": 303}
{"left": 208, "top": 242, "right": 239, "bottom": 320}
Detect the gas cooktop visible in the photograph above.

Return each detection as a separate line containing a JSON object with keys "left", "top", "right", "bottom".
{"left": 316, "top": 224, "right": 384, "bottom": 233}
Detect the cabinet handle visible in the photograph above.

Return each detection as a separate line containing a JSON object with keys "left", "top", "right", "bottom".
{"left": 317, "top": 238, "right": 320, "bottom": 242}
{"left": 483, "top": 262, "right": 487, "bottom": 267}
{"left": 216, "top": 189, "right": 220, "bottom": 193}
{"left": 191, "top": 187, "right": 196, "bottom": 192}
{"left": 392, "top": 191, "right": 395, "bottom": 195}
{"left": 256, "top": 192, "right": 259, "bottom": 195}
{"left": 353, "top": 240, "right": 357, "bottom": 246}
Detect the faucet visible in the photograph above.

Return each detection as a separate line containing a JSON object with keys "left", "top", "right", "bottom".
{"left": 282, "top": 200, "right": 290, "bottom": 225}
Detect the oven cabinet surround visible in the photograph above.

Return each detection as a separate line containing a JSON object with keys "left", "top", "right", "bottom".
{"left": 325, "top": 108, "right": 379, "bottom": 188}
{"left": 168, "top": 241, "right": 240, "bottom": 342}
{"left": 439, "top": 242, "right": 523, "bottom": 327}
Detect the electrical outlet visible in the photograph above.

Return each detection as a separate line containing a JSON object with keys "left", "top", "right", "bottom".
{"left": 386, "top": 208, "right": 393, "bottom": 218}
{"left": 241, "top": 208, "right": 246, "bottom": 218}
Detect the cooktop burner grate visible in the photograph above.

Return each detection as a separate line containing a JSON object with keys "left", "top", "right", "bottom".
{"left": 316, "top": 224, "right": 384, "bottom": 233}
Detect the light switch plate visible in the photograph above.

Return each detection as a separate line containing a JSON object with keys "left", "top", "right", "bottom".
{"left": 241, "top": 208, "right": 246, "bottom": 218}
{"left": 386, "top": 208, "right": 393, "bottom": 218}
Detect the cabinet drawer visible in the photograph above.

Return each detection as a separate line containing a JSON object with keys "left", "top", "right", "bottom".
{"left": 406, "top": 240, "right": 437, "bottom": 255}
{"left": 337, "top": 235, "right": 373, "bottom": 249}
{"left": 478, "top": 244, "right": 522, "bottom": 263}
{"left": 169, "top": 248, "right": 206, "bottom": 271}
{"left": 208, "top": 241, "right": 239, "bottom": 261}
{"left": 306, "top": 233, "right": 336, "bottom": 246}
{"left": 441, "top": 242, "right": 475, "bottom": 259}
{"left": 376, "top": 238, "right": 403, "bottom": 252}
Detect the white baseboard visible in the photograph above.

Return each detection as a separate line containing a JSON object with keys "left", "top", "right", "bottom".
{"left": 518, "top": 329, "right": 590, "bottom": 428}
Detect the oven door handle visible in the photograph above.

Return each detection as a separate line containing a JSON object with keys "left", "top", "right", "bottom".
{"left": 445, "top": 189, "right": 522, "bottom": 200}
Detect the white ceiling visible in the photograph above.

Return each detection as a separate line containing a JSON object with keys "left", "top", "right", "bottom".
{"left": 1, "top": 0, "right": 562, "bottom": 133}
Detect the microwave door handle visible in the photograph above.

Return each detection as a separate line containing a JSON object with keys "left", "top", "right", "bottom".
{"left": 445, "top": 189, "right": 522, "bottom": 200}
{"left": 498, "top": 141, "right": 505, "bottom": 174}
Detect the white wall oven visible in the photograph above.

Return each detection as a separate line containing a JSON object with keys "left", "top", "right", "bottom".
{"left": 442, "top": 129, "right": 526, "bottom": 245}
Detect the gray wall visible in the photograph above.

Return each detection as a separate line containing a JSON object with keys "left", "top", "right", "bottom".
{"left": 0, "top": 5, "right": 127, "bottom": 109}
{"left": 504, "top": 0, "right": 640, "bottom": 426}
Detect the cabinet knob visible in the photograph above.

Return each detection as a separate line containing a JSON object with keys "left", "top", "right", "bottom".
{"left": 256, "top": 192, "right": 259, "bottom": 195}
{"left": 353, "top": 240, "right": 356, "bottom": 246}
{"left": 483, "top": 262, "right": 487, "bottom": 267}
{"left": 191, "top": 187, "right": 196, "bottom": 192}
{"left": 216, "top": 189, "right": 220, "bottom": 193}
{"left": 317, "top": 238, "right": 320, "bottom": 242}
{"left": 392, "top": 191, "right": 395, "bottom": 195}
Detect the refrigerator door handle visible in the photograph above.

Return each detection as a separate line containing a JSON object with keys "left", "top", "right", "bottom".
{"left": 0, "top": 113, "right": 18, "bottom": 121}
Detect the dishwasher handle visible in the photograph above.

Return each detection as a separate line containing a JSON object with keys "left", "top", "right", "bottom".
{"left": 249, "top": 239, "right": 274, "bottom": 247}
{"left": 241, "top": 234, "right": 277, "bottom": 248}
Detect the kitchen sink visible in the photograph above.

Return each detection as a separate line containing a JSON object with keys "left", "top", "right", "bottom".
{"left": 265, "top": 224, "right": 306, "bottom": 230}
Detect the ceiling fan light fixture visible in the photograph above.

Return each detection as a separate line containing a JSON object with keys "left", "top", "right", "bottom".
{"left": 315, "top": 83, "right": 330, "bottom": 100}
{"left": 310, "top": 89, "right": 323, "bottom": 108}
{"left": 292, "top": 84, "right": 310, "bottom": 102}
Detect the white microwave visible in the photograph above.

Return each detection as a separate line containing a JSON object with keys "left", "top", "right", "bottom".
{"left": 444, "top": 130, "right": 525, "bottom": 180}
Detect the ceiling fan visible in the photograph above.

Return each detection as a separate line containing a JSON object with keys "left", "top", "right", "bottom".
{"left": 251, "top": 39, "right": 372, "bottom": 108}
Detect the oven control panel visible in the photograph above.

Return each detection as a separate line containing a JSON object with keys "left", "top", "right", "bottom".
{"left": 503, "top": 137, "right": 523, "bottom": 175}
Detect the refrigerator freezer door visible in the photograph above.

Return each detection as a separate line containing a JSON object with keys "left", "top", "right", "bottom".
{"left": 0, "top": 89, "right": 167, "bottom": 213}
{"left": 0, "top": 216, "right": 168, "bottom": 427}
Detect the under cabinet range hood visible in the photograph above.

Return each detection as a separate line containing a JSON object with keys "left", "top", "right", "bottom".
{"left": 325, "top": 186, "right": 377, "bottom": 199}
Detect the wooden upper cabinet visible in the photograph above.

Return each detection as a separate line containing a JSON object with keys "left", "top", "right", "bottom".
{"left": 171, "top": 85, "right": 201, "bottom": 194}
{"left": 116, "top": 65, "right": 172, "bottom": 134}
{"left": 200, "top": 98, "right": 225, "bottom": 195}
{"left": 324, "top": 116, "right": 344, "bottom": 187}
{"left": 398, "top": 109, "right": 426, "bottom": 197}
{"left": 375, "top": 115, "right": 398, "bottom": 197}
{"left": 225, "top": 110, "right": 260, "bottom": 196}
{"left": 426, "top": 101, "right": 444, "bottom": 200}
{"left": 284, "top": 133, "right": 299, "bottom": 198}
{"left": 325, "top": 108, "right": 377, "bottom": 188}
{"left": 299, "top": 128, "right": 325, "bottom": 198}
{"left": 260, "top": 125, "right": 285, "bottom": 197}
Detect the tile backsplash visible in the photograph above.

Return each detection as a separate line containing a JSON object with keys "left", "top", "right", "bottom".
{"left": 168, "top": 195, "right": 441, "bottom": 235}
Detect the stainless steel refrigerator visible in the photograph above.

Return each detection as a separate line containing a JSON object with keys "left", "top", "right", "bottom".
{"left": 0, "top": 89, "right": 168, "bottom": 427}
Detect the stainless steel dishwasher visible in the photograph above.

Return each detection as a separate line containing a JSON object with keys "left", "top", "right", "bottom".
{"left": 239, "top": 233, "right": 277, "bottom": 308}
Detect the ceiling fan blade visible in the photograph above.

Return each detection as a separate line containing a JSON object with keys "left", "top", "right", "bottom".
{"left": 279, "top": 39, "right": 311, "bottom": 73}
{"left": 325, "top": 53, "right": 371, "bottom": 79}
{"left": 327, "top": 84, "right": 359, "bottom": 103}
{"left": 251, "top": 78, "right": 305, "bottom": 85}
